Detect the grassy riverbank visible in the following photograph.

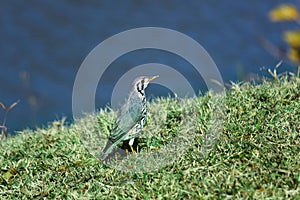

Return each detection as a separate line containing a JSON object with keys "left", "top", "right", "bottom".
{"left": 0, "top": 74, "right": 299, "bottom": 199}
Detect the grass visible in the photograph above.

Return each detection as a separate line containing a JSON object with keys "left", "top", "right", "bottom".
{"left": 0, "top": 74, "right": 299, "bottom": 199}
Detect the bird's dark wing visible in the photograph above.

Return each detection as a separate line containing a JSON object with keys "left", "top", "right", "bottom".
{"left": 109, "top": 95, "right": 143, "bottom": 142}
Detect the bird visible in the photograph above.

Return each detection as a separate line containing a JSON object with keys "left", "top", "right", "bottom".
{"left": 100, "top": 75, "right": 159, "bottom": 161}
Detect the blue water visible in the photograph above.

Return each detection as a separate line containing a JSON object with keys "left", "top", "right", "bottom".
{"left": 0, "top": 0, "right": 298, "bottom": 132}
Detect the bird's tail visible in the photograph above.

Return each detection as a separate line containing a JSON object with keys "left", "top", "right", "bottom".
{"left": 99, "top": 140, "right": 115, "bottom": 160}
{"left": 99, "top": 138, "right": 125, "bottom": 161}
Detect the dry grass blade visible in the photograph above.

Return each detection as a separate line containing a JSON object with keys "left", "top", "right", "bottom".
{"left": 7, "top": 100, "right": 20, "bottom": 111}
{"left": 267, "top": 60, "right": 282, "bottom": 80}
{"left": 0, "top": 102, "right": 6, "bottom": 110}
{"left": 0, "top": 100, "right": 20, "bottom": 139}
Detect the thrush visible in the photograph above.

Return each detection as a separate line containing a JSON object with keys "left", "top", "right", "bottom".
{"left": 100, "top": 75, "right": 159, "bottom": 161}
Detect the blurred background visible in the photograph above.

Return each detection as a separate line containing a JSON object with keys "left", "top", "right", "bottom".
{"left": 0, "top": 0, "right": 299, "bottom": 132}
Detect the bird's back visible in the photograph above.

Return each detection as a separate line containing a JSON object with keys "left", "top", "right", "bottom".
{"left": 109, "top": 91, "right": 145, "bottom": 142}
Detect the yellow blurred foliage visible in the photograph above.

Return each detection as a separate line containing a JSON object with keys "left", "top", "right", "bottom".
{"left": 269, "top": 4, "right": 299, "bottom": 22}
{"left": 288, "top": 48, "right": 300, "bottom": 63}
{"left": 284, "top": 30, "right": 300, "bottom": 47}
{"left": 269, "top": 3, "right": 300, "bottom": 65}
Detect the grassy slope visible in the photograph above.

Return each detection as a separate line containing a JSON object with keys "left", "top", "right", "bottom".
{"left": 0, "top": 75, "right": 299, "bottom": 199}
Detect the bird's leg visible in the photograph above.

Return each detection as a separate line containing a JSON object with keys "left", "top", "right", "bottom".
{"left": 130, "top": 145, "right": 135, "bottom": 153}
{"left": 129, "top": 138, "right": 135, "bottom": 153}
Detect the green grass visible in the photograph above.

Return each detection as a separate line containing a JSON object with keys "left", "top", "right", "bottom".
{"left": 0, "top": 75, "right": 299, "bottom": 199}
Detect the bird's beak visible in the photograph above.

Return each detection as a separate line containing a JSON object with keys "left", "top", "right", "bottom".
{"left": 149, "top": 75, "right": 159, "bottom": 82}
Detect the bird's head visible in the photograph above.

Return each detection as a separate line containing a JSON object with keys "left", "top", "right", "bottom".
{"left": 132, "top": 75, "right": 159, "bottom": 94}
